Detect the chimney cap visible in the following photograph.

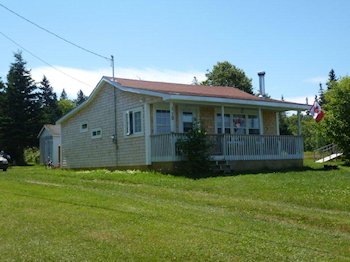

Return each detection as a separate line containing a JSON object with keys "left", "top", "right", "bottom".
{"left": 258, "top": 71, "right": 266, "bottom": 76}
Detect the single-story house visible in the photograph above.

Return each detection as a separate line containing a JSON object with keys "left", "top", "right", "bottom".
{"left": 56, "top": 75, "right": 310, "bottom": 172}
{"left": 37, "top": 124, "right": 61, "bottom": 167}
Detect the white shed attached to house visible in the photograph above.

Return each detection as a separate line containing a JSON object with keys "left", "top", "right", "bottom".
{"left": 38, "top": 124, "right": 61, "bottom": 167}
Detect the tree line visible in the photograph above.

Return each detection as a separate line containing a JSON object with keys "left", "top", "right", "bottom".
{"left": 0, "top": 51, "right": 87, "bottom": 164}
{"left": 1, "top": 52, "right": 349, "bottom": 164}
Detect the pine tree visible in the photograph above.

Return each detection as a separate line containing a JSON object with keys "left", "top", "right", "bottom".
{"left": 318, "top": 83, "right": 326, "bottom": 105}
{"left": 75, "top": 89, "right": 87, "bottom": 106}
{"left": 60, "top": 89, "right": 68, "bottom": 100}
{"left": 39, "top": 75, "right": 60, "bottom": 124}
{"left": 326, "top": 69, "right": 337, "bottom": 90}
{"left": 0, "top": 78, "right": 6, "bottom": 149}
{"left": 1, "top": 52, "right": 41, "bottom": 164}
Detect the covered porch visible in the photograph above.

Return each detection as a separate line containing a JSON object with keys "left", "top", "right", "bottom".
{"left": 150, "top": 133, "right": 304, "bottom": 162}
{"left": 142, "top": 96, "right": 309, "bottom": 171}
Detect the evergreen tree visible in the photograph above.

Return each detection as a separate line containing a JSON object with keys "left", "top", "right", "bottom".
{"left": 60, "top": 89, "right": 68, "bottom": 100}
{"left": 0, "top": 78, "right": 5, "bottom": 149}
{"left": 202, "top": 61, "right": 254, "bottom": 94}
{"left": 1, "top": 52, "right": 41, "bottom": 164}
{"left": 326, "top": 69, "right": 337, "bottom": 90}
{"left": 318, "top": 83, "right": 326, "bottom": 105}
{"left": 39, "top": 75, "right": 60, "bottom": 124}
{"left": 75, "top": 89, "right": 87, "bottom": 106}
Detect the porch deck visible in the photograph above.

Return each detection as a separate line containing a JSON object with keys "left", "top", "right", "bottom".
{"left": 151, "top": 133, "right": 304, "bottom": 162}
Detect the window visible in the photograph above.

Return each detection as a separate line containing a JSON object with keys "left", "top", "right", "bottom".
{"left": 216, "top": 114, "right": 231, "bottom": 134}
{"left": 182, "top": 112, "right": 193, "bottom": 133}
{"left": 156, "top": 109, "right": 171, "bottom": 134}
{"left": 80, "top": 123, "right": 88, "bottom": 133}
{"left": 215, "top": 112, "right": 260, "bottom": 135}
{"left": 91, "top": 128, "right": 102, "bottom": 139}
{"left": 232, "top": 114, "right": 246, "bottom": 135}
{"left": 247, "top": 115, "right": 260, "bottom": 134}
{"left": 125, "top": 108, "right": 143, "bottom": 136}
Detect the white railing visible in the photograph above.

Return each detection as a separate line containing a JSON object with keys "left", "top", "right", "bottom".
{"left": 150, "top": 133, "right": 304, "bottom": 162}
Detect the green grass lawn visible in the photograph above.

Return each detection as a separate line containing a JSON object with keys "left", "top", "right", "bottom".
{"left": 0, "top": 161, "right": 350, "bottom": 261}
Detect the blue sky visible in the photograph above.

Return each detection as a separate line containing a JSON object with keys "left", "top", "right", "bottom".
{"left": 0, "top": 0, "right": 349, "bottom": 102}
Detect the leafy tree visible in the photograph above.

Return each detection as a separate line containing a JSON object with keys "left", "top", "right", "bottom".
{"left": 39, "top": 76, "right": 60, "bottom": 124}
{"left": 324, "top": 76, "right": 350, "bottom": 159}
{"left": 281, "top": 114, "right": 329, "bottom": 151}
{"left": 202, "top": 61, "right": 253, "bottom": 94}
{"left": 75, "top": 89, "right": 87, "bottom": 106}
{"left": 279, "top": 112, "right": 292, "bottom": 135}
{"left": 57, "top": 88, "right": 75, "bottom": 118}
{"left": 58, "top": 99, "right": 75, "bottom": 116}
{"left": 60, "top": 89, "right": 68, "bottom": 100}
{"left": 0, "top": 52, "right": 41, "bottom": 164}
{"left": 326, "top": 69, "right": 337, "bottom": 90}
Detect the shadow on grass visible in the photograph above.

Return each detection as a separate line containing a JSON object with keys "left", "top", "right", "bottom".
{"left": 171, "top": 163, "right": 345, "bottom": 180}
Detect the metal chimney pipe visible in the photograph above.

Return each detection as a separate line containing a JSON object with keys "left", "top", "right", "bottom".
{"left": 258, "top": 71, "right": 266, "bottom": 96}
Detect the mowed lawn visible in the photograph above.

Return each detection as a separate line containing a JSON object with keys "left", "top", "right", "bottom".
{"left": 0, "top": 162, "right": 350, "bottom": 261}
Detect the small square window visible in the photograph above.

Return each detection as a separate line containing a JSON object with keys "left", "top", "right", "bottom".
{"left": 91, "top": 128, "right": 102, "bottom": 139}
{"left": 80, "top": 123, "right": 88, "bottom": 133}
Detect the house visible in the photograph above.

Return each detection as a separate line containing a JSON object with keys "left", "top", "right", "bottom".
{"left": 37, "top": 124, "right": 61, "bottom": 167}
{"left": 56, "top": 75, "right": 310, "bottom": 172}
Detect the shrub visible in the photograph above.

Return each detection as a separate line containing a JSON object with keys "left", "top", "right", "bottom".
{"left": 177, "top": 122, "right": 212, "bottom": 178}
{"left": 24, "top": 147, "right": 40, "bottom": 165}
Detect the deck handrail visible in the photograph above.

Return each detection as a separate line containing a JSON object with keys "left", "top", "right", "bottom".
{"left": 151, "top": 133, "right": 304, "bottom": 162}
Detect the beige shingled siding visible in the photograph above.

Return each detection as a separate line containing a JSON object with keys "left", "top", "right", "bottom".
{"left": 115, "top": 88, "right": 161, "bottom": 166}
{"left": 199, "top": 107, "right": 215, "bottom": 134}
{"left": 61, "top": 82, "right": 161, "bottom": 169}
{"left": 263, "top": 110, "right": 277, "bottom": 135}
{"left": 61, "top": 83, "right": 117, "bottom": 168}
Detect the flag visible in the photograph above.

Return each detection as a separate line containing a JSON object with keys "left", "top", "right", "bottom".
{"left": 310, "top": 101, "right": 325, "bottom": 122}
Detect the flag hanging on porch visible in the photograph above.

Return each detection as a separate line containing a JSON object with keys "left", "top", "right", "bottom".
{"left": 310, "top": 100, "right": 325, "bottom": 122}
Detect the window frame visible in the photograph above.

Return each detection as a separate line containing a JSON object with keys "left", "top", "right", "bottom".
{"left": 124, "top": 107, "right": 144, "bottom": 137}
{"left": 215, "top": 108, "right": 260, "bottom": 135}
{"left": 91, "top": 128, "right": 102, "bottom": 139}
{"left": 155, "top": 109, "right": 171, "bottom": 134}
{"left": 80, "top": 122, "right": 88, "bottom": 133}
{"left": 179, "top": 106, "right": 198, "bottom": 133}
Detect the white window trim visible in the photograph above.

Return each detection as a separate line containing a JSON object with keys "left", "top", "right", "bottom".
{"left": 91, "top": 128, "right": 102, "bottom": 139}
{"left": 80, "top": 122, "right": 88, "bottom": 133}
{"left": 153, "top": 103, "right": 171, "bottom": 134}
{"left": 124, "top": 107, "right": 144, "bottom": 137}
{"left": 214, "top": 108, "right": 260, "bottom": 135}
{"left": 178, "top": 106, "right": 198, "bottom": 133}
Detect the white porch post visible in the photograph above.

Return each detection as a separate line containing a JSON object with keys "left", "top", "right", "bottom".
{"left": 144, "top": 103, "right": 151, "bottom": 165}
{"left": 276, "top": 112, "right": 280, "bottom": 135}
{"left": 170, "top": 102, "right": 176, "bottom": 133}
{"left": 259, "top": 108, "right": 264, "bottom": 135}
{"left": 221, "top": 105, "right": 225, "bottom": 134}
{"left": 297, "top": 110, "right": 301, "bottom": 136}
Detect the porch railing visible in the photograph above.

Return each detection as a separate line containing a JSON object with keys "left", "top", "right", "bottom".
{"left": 150, "top": 133, "right": 304, "bottom": 162}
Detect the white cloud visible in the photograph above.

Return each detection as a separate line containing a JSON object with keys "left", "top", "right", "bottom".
{"left": 31, "top": 66, "right": 206, "bottom": 99}
{"left": 284, "top": 94, "right": 315, "bottom": 105}
{"left": 304, "top": 76, "right": 328, "bottom": 84}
